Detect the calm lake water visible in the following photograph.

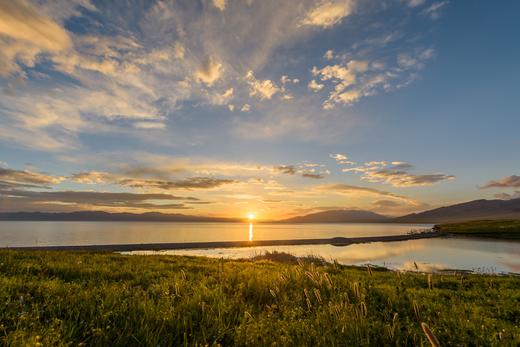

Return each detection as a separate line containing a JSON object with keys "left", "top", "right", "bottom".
{"left": 1, "top": 221, "right": 519, "bottom": 273}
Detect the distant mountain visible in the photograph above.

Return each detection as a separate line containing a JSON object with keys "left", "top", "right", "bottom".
{"left": 2, "top": 198, "right": 520, "bottom": 223}
{"left": 0, "top": 211, "right": 239, "bottom": 223}
{"left": 279, "top": 210, "right": 390, "bottom": 223}
{"left": 393, "top": 198, "right": 520, "bottom": 223}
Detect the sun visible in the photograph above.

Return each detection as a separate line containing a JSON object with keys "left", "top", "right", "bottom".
{"left": 247, "top": 212, "right": 256, "bottom": 221}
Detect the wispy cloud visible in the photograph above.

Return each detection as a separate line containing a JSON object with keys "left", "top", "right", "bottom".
{"left": 273, "top": 164, "right": 330, "bottom": 179}
{"left": 312, "top": 47, "right": 435, "bottom": 109}
{"left": 245, "top": 71, "right": 281, "bottom": 100}
{"left": 494, "top": 191, "right": 520, "bottom": 200}
{"left": 0, "top": 189, "right": 202, "bottom": 211}
{"left": 0, "top": 0, "right": 72, "bottom": 76}
{"left": 481, "top": 175, "right": 520, "bottom": 189}
{"left": 0, "top": 166, "right": 63, "bottom": 188}
{"left": 0, "top": 0, "right": 442, "bottom": 152}
{"left": 301, "top": 0, "right": 356, "bottom": 28}
{"left": 194, "top": 56, "right": 223, "bottom": 86}
{"left": 422, "top": 1, "right": 449, "bottom": 19}
{"left": 339, "top": 160, "right": 454, "bottom": 187}
{"left": 71, "top": 171, "right": 236, "bottom": 190}
{"left": 318, "top": 183, "right": 421, "bottom": 206}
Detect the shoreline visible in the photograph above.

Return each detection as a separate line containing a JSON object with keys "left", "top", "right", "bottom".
{"left": 4, "top": 231, "right": 443, "bottom": 252}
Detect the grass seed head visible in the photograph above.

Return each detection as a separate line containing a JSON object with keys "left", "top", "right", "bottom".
{"left": 313, "top": 288, "right": 322, "bottom": 304}
{"left": 324, "top": 272, "right": 333, "bottom": 288}
{"left": 412, "top": 300, "right": 420, "bottom": 320}
{"left": 303, "top": 288, "right": 312, "bottom": 309}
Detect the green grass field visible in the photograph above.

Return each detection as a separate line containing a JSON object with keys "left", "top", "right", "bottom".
{"left": 434, "top": 220, "right": 520, "bottom": 239}
{"left": 0, "top": 251, "right": 519, "bottom": 346}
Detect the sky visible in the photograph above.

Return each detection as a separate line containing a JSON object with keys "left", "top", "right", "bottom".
{"left": 0, "top": 0, "right": 519, "bottom": 220}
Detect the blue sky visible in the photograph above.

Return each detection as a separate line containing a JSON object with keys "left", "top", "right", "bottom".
{"left": 0, "top": 0, "right": 518, "bottom": 218}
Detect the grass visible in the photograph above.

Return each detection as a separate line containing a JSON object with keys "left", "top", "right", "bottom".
{"left": 0, "top": 251, "right": 519, "bottom": 346}
{"left": 434, "top": 220, "right": 520, "bottom": 239}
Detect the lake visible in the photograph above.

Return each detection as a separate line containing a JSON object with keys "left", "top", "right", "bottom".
{"left": 1, "top": 221, "right": 519, "bottom": 273}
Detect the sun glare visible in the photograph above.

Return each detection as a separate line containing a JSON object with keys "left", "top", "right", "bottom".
{"left": 247, "top": 212, "right": 256, "bottom": 221}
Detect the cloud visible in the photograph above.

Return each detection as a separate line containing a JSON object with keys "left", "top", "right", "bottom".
{"left": 274, "top": 165, "right": 330, "bottom": 179}
{"left": 481, "top": 175, "right": 520, "bottom": 189}
{"left": 308, "top": 79, "right": 324, "bottom": 92}
{"left": 313, "top": 47, "right": 435, "bottom": 109}
{"left": 324, "top": 50, "right": 334, "bottom": 60}
{"left": 274, "top": 165, "right": 297, "bottom": 175}
{"left": 71, "top": 171, "right": 237, "bottom": 190}
{"left": 372, "top": 199, "right": 402, "bottom": 208}
{"left": 133, "top": 121, "right": 166, "bottom": 130}
{"left": 312, "top": 60, "right": 369, "bottom": 107}
{"left": 301, "top": 0, "right": 356, "bottom": 28}
{"left": 320, "top": 183, "right": 420, "bottom": 205}
{"left": 339, "top": 160, "right": 454, "bottom": 187}
{"left": 240, "top": 104, "right": 251, "bottom": 112}
{"left": 245, "top": 70, "right": 280, "bottom": 100}
{"left": 422, "top": 1, "right": 449, "bottom": 19}
{"left": 211, "top": 87, "right": 234, "bottom": 106}
{"left": 0, "top": 0, "right": 72, "bottom": 76}
{"left": 398, "top": 48, "right": 434, "bottom": 69}
{"left": 329, "top": 153, "right": 354, "bottom": 164}
{"left": 0, "top": 189, "right": 201, "bottom": 211}
{"left": 0, "top": 166, "right": 63, "bottom": 188}
{"left": 407, "top": 0, "right": 426, "bottom": 7}
{"left": 212, "top": 0, "right": 227, "bottom": 11}
{"left": 494, "top": 191, "right": 520, "bottom": 200}
{"left": 362, "top": 169, "right": 454, "bottom": 187}
{"left": 194, "top": 56, "right": 223, "bottom": 86}
{"left": 0, "top": 0, "right": 440, "bottom": 153}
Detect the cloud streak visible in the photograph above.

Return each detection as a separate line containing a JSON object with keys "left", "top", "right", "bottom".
{"left": 481, "top": 175, "right": 520, "bottom": 189}
{"left": 274, "top": 165, "right": 330, "bottom": 179}
{"left": 0, "top": 166, "right": 63, "bottom": 188}
{"left": 319, "top": 183, "right": 420, "bottom": 206}
{"left": 71, "top": 171, "right": 237, "bottom": 190}
{"left": 301, "top": 0, "right": 356, "bottom": 28}
{"left": 0, "top": 189, "right": 202, "bottom": 211}
{"left": 339, "top": 160, "right": 454, "bottom": 187}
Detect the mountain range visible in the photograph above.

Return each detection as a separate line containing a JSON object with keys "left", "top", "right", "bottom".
{"left": 278, "top": 210, "right": 389, "bottom": 223}
{"left": 1, "top": 198, "right": 519, "bottom": 223}
{"left": 393, "top": 198, "right": 520, "bottom": 223}
{"left": 283, "top": 198, "right": 520, "bottom": 223}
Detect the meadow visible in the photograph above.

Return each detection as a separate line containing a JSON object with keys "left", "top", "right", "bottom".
{"left": 0, "top": 251, "right": 518, "bottom": 346}
{"left": 435, "top": 220, "right": 520, "bottom": 239}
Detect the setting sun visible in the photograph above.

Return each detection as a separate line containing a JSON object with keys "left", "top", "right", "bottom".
{"left": 247, "top": 212, "right": 256, "bottom": 221}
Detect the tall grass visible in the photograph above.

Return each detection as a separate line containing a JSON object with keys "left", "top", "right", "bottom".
{"left": 0, "top": 250, "right": 518, "bottom": 346}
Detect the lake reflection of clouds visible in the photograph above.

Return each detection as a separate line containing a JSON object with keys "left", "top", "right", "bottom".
{"left": 498, "top": 261, "right": 520, "bottom": 273}
{"left": 328, "top": 241, "right": 425, "bottom": 263}
{"left": 126, "top": 237, "right": 520, "bottom": 274}
{"left": 400, "top": 261, "right": 449, "bottom": 272}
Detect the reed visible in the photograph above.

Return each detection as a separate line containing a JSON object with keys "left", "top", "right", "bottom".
{"left": 313, "top": 288, "right": 322, "bottom": 304}
{"left": 421, "top": 322, "right": 441, "bottom": 347}
{"left": 303, "top": 288, "right": 312, "bottom": 309}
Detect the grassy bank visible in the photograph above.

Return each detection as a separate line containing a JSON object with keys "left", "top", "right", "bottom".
{"left": 0, "top": 251, "right": 519, "bottom": 346}
{"left": 434, "top": 220, "right": 520, "bottom": 239}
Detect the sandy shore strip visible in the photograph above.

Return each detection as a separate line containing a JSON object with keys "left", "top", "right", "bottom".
{"left": 4, "top": 231, "right": 444, "bottom": 252}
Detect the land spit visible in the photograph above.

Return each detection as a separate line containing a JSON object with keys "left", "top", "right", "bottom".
{"left": 6, "top": 231, "right": 443, "bottom": 252}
